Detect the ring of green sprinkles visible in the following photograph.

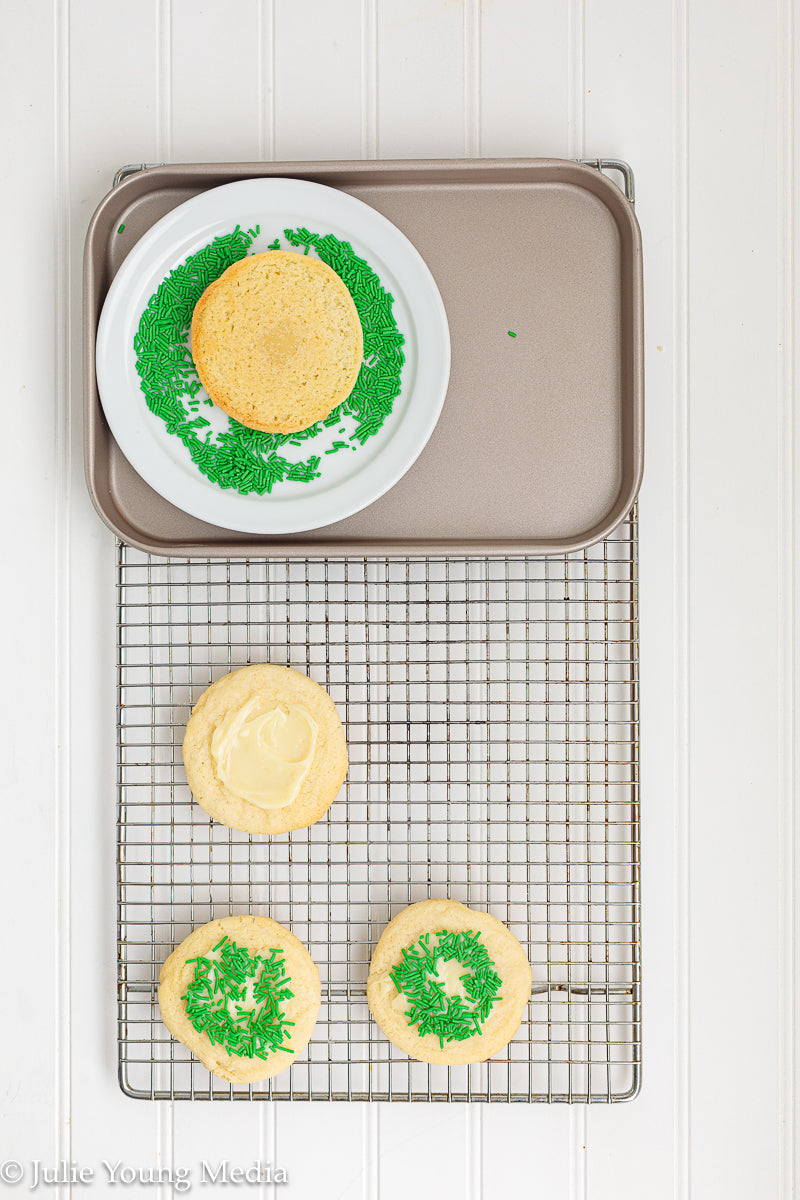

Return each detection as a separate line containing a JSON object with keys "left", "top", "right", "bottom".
{"left": 182, "top": 935, "right": 295, "bottom": 1060}
{"left": 390, "top": 930, "right": 502, "bottom": 1048}
{"left": 133, "top": 225, "right": 405, "bottom": 496}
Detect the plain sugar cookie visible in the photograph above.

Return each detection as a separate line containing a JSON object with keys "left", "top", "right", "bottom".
{"left": 366, "top": 898, "right": 532, "bottom": 1065}
{"left": 182, "top": 664, "right": 348, "bottom": 835}
{"left": 190, "top": 249, "right": 364, "bottom": 434}
{"left": 158, "top": 914, "right": 321, "bottom": 1084}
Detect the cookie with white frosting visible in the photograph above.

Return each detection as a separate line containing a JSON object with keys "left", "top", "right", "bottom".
{"left": 183, "top": 663, "right": 348, "bottom": 834}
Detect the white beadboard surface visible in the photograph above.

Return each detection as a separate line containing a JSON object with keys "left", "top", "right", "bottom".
{"left": 0, "top": 0, "right": 797, "bottom": 1196}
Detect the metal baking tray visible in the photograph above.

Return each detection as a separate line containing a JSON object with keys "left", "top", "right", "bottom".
{"left": 84, "top": 158, "right": 643, "bottom": 558}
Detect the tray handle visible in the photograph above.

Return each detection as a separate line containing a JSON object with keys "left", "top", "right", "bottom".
{"left": 580, "top": 157, "right": 635, "bottom": 205}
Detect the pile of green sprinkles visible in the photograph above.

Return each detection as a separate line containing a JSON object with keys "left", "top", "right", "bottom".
{"left": 390, "top": 930, "right": 502, "bottom": 1047}
{"left": 133, "top": 224, "right": 405, "bottom": 496}
{"left": 181, "top": 935, "right": 295, "bottom": 1059}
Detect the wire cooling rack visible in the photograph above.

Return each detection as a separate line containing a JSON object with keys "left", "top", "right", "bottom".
{"left": 117, "top": 511, "right": 640, "bottom": 1102}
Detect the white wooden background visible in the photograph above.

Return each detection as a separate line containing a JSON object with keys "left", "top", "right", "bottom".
{"left": 1, "top": 0, "right": 796, "bottom": 1196}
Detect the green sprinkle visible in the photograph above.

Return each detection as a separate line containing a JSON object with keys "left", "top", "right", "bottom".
{"left": 508, "top": 330, "right": 517, "bottom": 338}
{"left": 133, "top": 226, "right": 405, "bottom": 497}
{"left": 181, "top": 937, "right": 295, "bottom": 1060}
{"left": 390, "top": 929, "right": 502, "bottom": 1045}
{"left": 117, "top": 223, "right": 125, "bottom": 234}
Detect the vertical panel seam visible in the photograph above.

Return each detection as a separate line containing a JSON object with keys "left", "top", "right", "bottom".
{"left": 464, "top": 2, "right": 482, "bottom": 1191}
{"left": 360, "top": 2, "right": 378, "bottom": 1176}
{"left": 463, "top": 0, "right": 481, "bottom": 157}
{"left": 569, "top": 4, "right": 586, "bottom": 1195}
{"left": 156, "top": 0, "right": 172, "bottom": 160}
{"left": 777, "top": 0, "right": 796, "bottom": 1194}
{"left": 360, "top": 8, "right": 378, "bottom": 1186}
{"left": 568, "top": 0, "right": 585, "bottom": 159}
{"left": 361, "top": 0, "right": 378, "bottom": 158}
{"left": 260, "top": 1103, "right": 277, "bottom": 1200}
{"left": 258, "top": 0, "right": 276, "bottom": 160}
{"left": 257, "top": 0, "right": 276, "bottom": 1164}
{"left": 570, "top": 1108, "right": 587, "bottom": 1200}
{"left": 362, "top": 1105, "right": 379, "bottom": 1200}
{"left": 673, "top": 0, "right": 691, "bottom": 1197}
{"left": 156, "top": 3, "right": 174, "bottom": 1186}
{"left": 466, "top": 1106, "right": 483, "bottom": 1200}
{"left": 54, "top": 0, "right": 71, "bottom": 1194}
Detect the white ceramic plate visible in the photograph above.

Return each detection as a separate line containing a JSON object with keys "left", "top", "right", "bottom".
{"left": 96, "top": 177, "right": 450, "bottom": 534}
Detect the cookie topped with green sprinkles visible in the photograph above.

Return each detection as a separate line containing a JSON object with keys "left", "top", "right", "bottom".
{"left": 182, "top": 935, "right": 295, "bottom": 1060}
{"left": 158, "top": 914, "right": 321, "bottom": 1084}
{"left": 367, "top": 899, "right": 533, "bottom": 1066}
{"left": 389, "top": 929, "right": 502, "bottom": 1046}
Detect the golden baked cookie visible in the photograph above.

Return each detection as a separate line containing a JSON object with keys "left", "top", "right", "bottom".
{"left": 366, "top": 898, "right": 532, "bottom": 1065}
{"left": 183, "top": 664, "right": 348, "bottom": 835}
{"left": 159, "top": 914, "right": 320, "bottom": 1084}
{"left": 190, "top": 249, "right": 363, "bottom": 434}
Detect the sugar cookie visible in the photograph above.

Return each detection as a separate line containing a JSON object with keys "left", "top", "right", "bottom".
{"left": 182, "top": 664, "right": 348, "bottom": 835}
{"left": 366, "top": 898, "right": 532, "bottom": 1065}
{"left": 190, "top": 250, "right": 363, "bottom": 433}
{"left": 158, "top": 914, "right": 320, "bottom": 1084}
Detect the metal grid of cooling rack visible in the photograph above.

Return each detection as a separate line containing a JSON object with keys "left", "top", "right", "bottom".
{"left": 117, "top": 511, "right": 640, "bottom": 1102}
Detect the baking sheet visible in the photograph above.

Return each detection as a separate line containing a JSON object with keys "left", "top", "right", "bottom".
{"left": 84, "top": 158, "right": 643, "bottom": 557}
